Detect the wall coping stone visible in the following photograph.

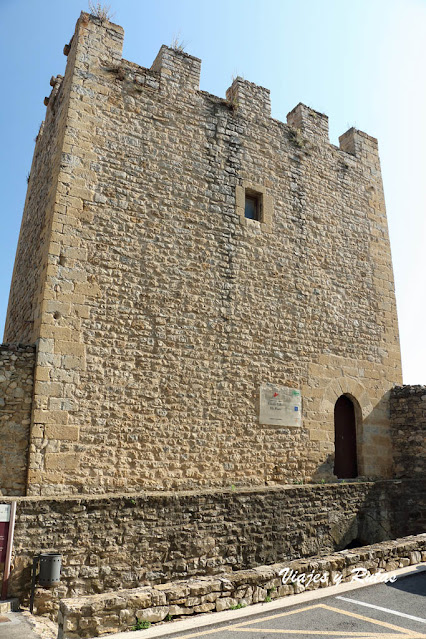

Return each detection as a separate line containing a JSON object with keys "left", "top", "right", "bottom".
{"left": 0, "top": 343, "right": 36, "bottom": 353}
{"left": 0, "top": 478, "right": 413, "bottom": 504}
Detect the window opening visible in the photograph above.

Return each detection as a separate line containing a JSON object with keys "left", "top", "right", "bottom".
{"left": 244, "top": 191, "right": 261, "bottom": 221}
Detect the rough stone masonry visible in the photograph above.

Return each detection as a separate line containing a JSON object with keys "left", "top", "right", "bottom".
{"left": 2, "top": 11, "right": 403, "bottom": 496}
{"left": 2, "top": 481, "right": 425, "bottom": 619}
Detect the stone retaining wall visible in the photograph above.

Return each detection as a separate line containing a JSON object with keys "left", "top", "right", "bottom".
{"left": 0, "top": 344, "right": 35, "bottom": 495}
{"left": 58, "top": 533, "right": 426, "bottom": 638}
{"left": 3, "top": 479, "right": 425, "bottom": 613}
{"left": 390, "top": 385, "right": 426, "bottom": 477}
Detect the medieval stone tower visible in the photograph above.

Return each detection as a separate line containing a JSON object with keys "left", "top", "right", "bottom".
{"left": 2, "top": 12, "right": 402, "bottom": 496}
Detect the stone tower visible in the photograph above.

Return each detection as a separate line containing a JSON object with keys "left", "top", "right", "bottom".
{"left": 3, "top": 12, "right": 402, "bottom": 496}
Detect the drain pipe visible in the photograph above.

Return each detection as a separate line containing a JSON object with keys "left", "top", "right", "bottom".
{"left": 1, "top": 501, "right": 17, "bottom": 600}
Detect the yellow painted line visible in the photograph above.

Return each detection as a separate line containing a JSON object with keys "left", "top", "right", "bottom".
{"left": 231, "top": 603, "right": 327, "bottom": 627}
{"left": 227, "top": 628, "right": 400, "bottom": 634}
{"left": 319, "top": 604, "right": 426, "bottom": 638}
{"left": 158, "top": 601, "right": 426, "bottom": 639}
{"left": 155, "top": 625, "right": 232, "bottom": 639}
{"left": 228, "top": 602, "right": 426, "bottom": 638}
{"left": 227, "top": 633, "right": 425, "bottom": 638}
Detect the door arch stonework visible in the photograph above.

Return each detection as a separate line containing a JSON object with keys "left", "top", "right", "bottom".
{"left": 318, "top": 376, "right": 372, "bottom": 478}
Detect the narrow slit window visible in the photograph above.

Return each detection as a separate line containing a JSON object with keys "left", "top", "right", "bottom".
{"left": 245, "top": 192, "right": 261, "bottom": 221}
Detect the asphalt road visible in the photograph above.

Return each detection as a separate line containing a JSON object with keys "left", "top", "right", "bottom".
{"left": 159, "top": 571, "right": 426, "bottom": 639}
{"left": 0, "top": 611, "right": 41, "bottom": 639}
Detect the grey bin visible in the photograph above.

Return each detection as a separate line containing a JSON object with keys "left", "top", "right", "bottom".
{"left": 38, "top": 553, "right": 62, "bottom": 587}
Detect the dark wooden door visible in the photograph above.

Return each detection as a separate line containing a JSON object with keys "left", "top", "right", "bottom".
{"left": 334, "top": 395, "right": 358, "bottom": 479}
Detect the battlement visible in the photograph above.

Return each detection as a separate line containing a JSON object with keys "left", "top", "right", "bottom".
{"left": 226, "top": 76, "right": 271, "bottom": 120}
{"left": 151, "top": 45, "right": 201, "bottom": 92}
{"left": 53, "top": 11, "right": 380, "bottom": 159}
{"left": 287, "top": 103, "right": 329, "bottom": 143}
{"left": 339, "top": 127, "right": 380, "bottom": 164}
{"left": 3, "top": 9, "right": 401, "bottom": 497}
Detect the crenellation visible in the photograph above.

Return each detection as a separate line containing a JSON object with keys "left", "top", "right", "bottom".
{"left": 151, "top": 45, "right": 201, "bottom": 92}
{"left": 226, "top": 77, "right": 271, "bottom": 119}
{"left": 287, "top": 102, "right": 329, "bottom": 142}
{"left": 1, "top": 11, "right": 406, "bottom": 496}
{"left": 339, "top": 127, "right": 379, "bottom": 160}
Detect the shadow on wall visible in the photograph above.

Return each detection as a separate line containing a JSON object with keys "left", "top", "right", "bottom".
{"left": 7, "top": 479, "right": 424, "bottom": 611}
{"left": 312, "top": 390, "right": 393, "bottom": 483}
{"left": 328, "top": 487, "right": 392, "bottom": 552}
{"left": 390, "top": 385, "right": 426, "bottom": 479}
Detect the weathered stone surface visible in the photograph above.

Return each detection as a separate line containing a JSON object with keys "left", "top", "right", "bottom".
{"left": 216, "top": 597, "right": 237, "bottom": 612}
{"left": 3, "top": 479, "right": 425, "bottom": 616}
{"left": 390, "top": 385, "right": 426, "bottom": 477}
{"left": 137, "top": 605, "right": 169, "bottom": 623}
{"left": 0, "top": 344, "right": 35, "bottom": 495}
{"left": 3, "top": 10, "right": 402, "bottom": 495}
{"left": 57, "top": 532, "right": 426, "bottom": 638}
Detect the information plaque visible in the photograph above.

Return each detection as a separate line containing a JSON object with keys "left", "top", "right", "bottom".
{"left": 259, "top": 383, "right": 302, "bottom": 427}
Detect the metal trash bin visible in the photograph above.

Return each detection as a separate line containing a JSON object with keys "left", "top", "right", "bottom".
{"left": 38, "top": 553, "right": 62, "bottom": 587}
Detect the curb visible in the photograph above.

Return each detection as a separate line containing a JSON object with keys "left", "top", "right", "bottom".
{"left": 103, "top": 563, "right": 426, "bottom": 639}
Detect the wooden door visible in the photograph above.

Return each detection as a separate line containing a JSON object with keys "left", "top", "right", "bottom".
{"left": 334, "top": 395, "right": 358, "bottom": 479}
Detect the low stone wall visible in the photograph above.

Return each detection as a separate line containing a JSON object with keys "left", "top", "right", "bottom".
{"left": 3, "top": 479, "right": 425, "bottom": 615}
{"left": 390, "top": 385, "right": 426, "bottom": 478}
{"left": 0, "top": 344, "right": 35, "bottom": 496}
{"left": 58, "top": 533, "right": 426, "bottom": 638}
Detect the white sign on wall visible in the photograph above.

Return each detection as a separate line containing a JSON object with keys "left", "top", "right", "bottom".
{"left": 259, "top": 383, "right": 302, "bottom": 427}
{"left": 0, "top": 505, "right": 11, "bottom": 523}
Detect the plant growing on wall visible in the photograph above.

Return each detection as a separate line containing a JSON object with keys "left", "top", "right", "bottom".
{"left": 88, "top": 1, "right": 113, "bottom": 21}
{"left": 133, "top": 618, "right": 151, "bottom": 630}
{"left": 170, "top": 32, "right": 186, "bottom": 52}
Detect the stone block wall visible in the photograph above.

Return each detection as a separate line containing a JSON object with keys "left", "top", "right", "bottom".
{"left": 3, "top": 73, "right": 70, "bottom": 346}
{"left": 58, "top": 533, "right": 426, "bottom": 638}
{"left": 0, "top": 344, "right": 35, "bottom": 495}
{"left": 3, "top": 480, "right": 425, "bottom": 610}
{"left": 390, "top": 385, "right": 426, "bottom": 477}
{"left": 4, "top": 12, "right": 402, "bottom": 495}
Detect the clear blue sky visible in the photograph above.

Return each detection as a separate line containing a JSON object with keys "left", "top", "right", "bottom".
{"left": 1, "top": 0, "right": 425, "bottom": 383}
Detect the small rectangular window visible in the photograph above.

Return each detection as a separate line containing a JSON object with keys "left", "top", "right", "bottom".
{"left": 236, "top": 183, "right": 272, "bottom": 232}
{"left": 245, "top": 192, "right": 261, "bottom": 221}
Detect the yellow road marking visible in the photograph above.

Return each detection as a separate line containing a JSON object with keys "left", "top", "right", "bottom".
{"left": 320, "top": 604, "right": 425, "bottom": 637}
{"left": 228, "top": 629, "right": 426, "bottom": 637}
{"left": 229, "top": 603, "right": 426, "bottom": 638}
{"left": 232, "top": 603, "right": 330, "bottom": 626}
{"left": 228, "top": 628, "right": 395, "bottom": 634}
{"left": 159, "top": 602, "right": 426, "bottom": 639}
{"left": 157, "top": 625, "right": 233, "bottom": 639}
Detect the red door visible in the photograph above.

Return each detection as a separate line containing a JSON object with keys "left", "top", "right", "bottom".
{"left": 334, "top": 395, "right": 358, "bottom": 479}
{"left": 0, "top": 521, "right": 9, "bottom": 563}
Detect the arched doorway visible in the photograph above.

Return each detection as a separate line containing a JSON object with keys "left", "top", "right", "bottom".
{"left": 334, "top": 395, "right": 358, "bottom": 479}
